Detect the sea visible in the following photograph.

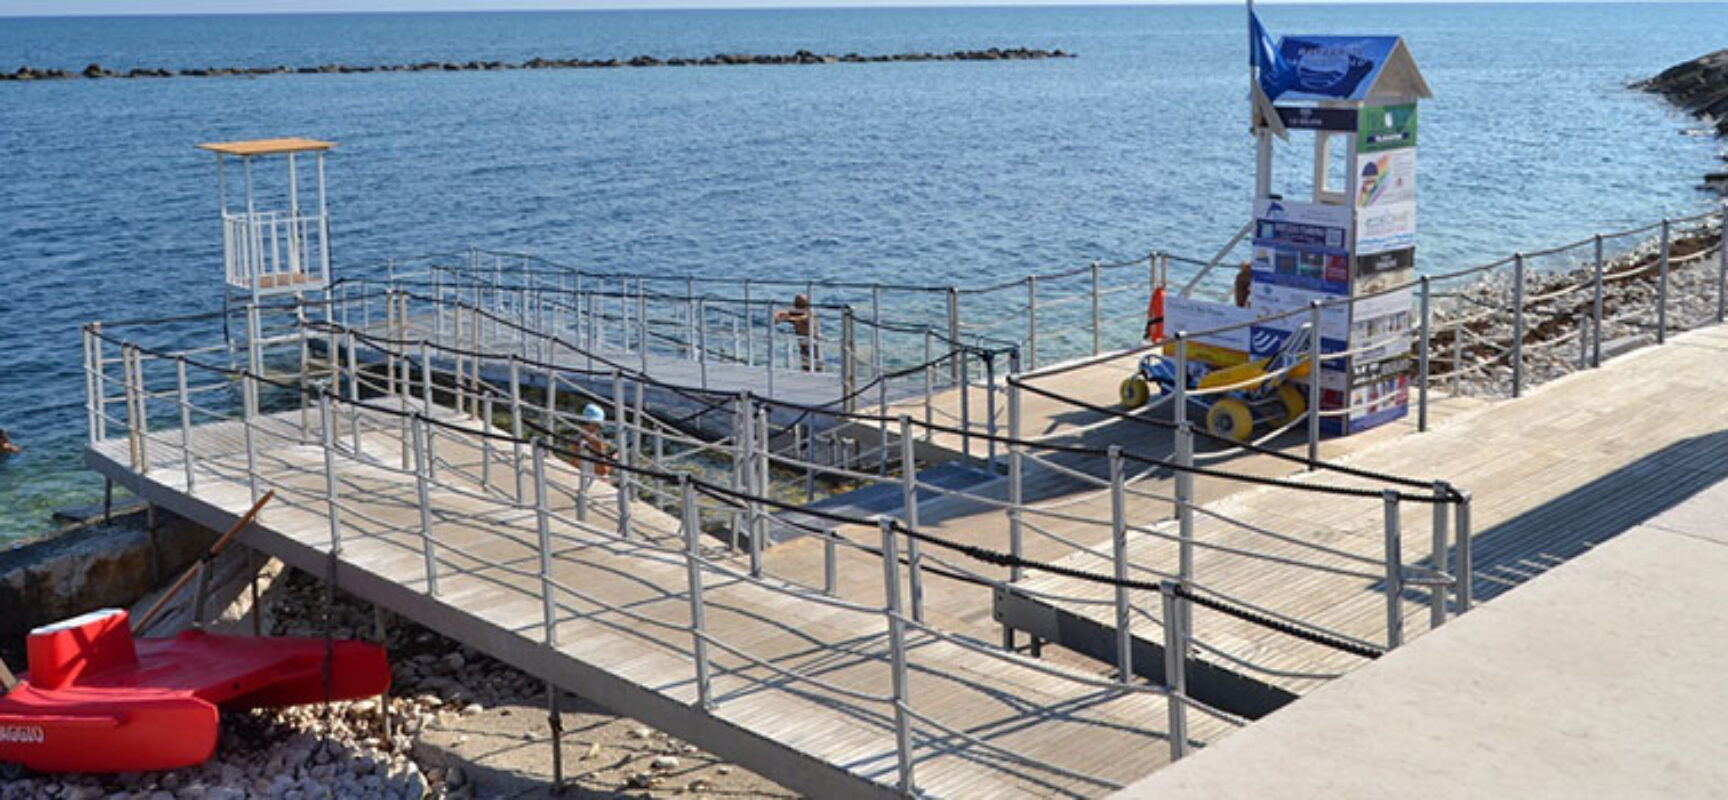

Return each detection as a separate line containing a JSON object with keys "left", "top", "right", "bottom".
{"left": 1, "top": 3, "right": 1724, "bottom": 541}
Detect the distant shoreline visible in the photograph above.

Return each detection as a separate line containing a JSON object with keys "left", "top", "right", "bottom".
{"left": 0, "top": 46, "right": 1073, "bottom": 83}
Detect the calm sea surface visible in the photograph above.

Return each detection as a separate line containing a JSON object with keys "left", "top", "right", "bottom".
{"left": 1, "top": 3, "right": 1723, "bottom": 540}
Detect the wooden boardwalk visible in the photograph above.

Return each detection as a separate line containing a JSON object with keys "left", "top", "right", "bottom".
{"left": 992, "top": 324, "right": 1728, "bottom": 703}
{"left": 88, "top": 395, "right": 1226, "bottom": 799}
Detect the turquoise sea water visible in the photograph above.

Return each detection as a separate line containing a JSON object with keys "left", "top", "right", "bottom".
{"left": 1, "top": 3, "right": 1724, "bottom": 540}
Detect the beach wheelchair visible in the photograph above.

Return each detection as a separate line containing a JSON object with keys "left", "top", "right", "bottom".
{"left": 1118, "top": 323, "right": 1314, "bottom": 442}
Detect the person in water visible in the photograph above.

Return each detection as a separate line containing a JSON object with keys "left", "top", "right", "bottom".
{"left": 0, "top": 428, "right": 19, "bottom": 458}
{"left": 773, "top": 293, "right": 817, "bottom": 370}
{"left": 569, "top": 404, "right": 613, "bottom": 479}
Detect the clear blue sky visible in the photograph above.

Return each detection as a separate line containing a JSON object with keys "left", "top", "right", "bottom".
{"left": 0, "top": 0, "right": 1677, "bottom": 16}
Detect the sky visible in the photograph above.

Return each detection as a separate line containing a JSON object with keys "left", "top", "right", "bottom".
{"left": 2, "top": 0, "right": 1696, "bottom": 17}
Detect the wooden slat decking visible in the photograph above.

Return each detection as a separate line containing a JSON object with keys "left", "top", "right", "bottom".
{"left": 1001, "top": 324, "right": 1728, "bottom": 699}
{"left": 88, "top": 396, "right": 1228, "bottom": 799}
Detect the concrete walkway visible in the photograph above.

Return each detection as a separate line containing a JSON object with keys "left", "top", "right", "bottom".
{"left": 1114, "top": 472, "right": 1728, "bottom": 798}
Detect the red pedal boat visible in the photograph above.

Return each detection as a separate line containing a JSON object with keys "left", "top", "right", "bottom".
{"left": 0, "top": 607, "right": 390, "bottom": 773}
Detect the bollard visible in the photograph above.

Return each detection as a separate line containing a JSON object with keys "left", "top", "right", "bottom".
{"left": 877, "top": 518, "right": 916, "bottom": 795}
{"left": 1109, "top": 446, "right": 1131, "bottom": 683}
{"left": 1382, "top": 489, "right": 1403, "bottom": 649}
{"left": 1418, "top": 276, "right": 1431, "bottom": 432}
{"left": 1161, "top": 583, "right": 1190, "bottom": 762}
{"left": 1512, "top": 253, "right": 1525, "bottom": 397}
{"left": 1657, "top": 219, "right": 1670, "bottom": 344}
{"left": 680, "top": 478, "right": 713, "bottom": 708}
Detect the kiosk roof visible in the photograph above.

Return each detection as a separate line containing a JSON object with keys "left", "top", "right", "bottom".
{"left": 196, "top": 138, "right": 336, "bottom": 157}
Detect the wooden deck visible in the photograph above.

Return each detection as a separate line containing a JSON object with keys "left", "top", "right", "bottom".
{"left": 88, "top": 396, "right": 1227, "bottom": 799}
{"left": 994, "top": 324, "right": 1728, "bottom": 703}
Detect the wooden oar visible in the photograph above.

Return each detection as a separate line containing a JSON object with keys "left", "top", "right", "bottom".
{"left": 133, "top": 490, "right": 274, "bottom": 635}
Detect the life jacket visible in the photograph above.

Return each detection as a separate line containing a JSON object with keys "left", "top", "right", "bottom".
{"left": 1144, "top": 285, "right": 1166, "bottom": 343}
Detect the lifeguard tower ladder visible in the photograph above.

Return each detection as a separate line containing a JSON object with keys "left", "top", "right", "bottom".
{"left": 196, "top": 137, "right": 335, "bottom": 393}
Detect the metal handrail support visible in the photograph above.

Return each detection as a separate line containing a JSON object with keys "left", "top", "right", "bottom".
{"left": 1091, "top": 260, "right": 1102, "bottom": 357}
{"left": 1026, "top": 275, "right": 1039, "bottom": 369}
{"left": 1007, "top": 350, "right": 1024, "bottom": 584}
{"left": 1417, "top": 277, "right": 1431, "bottom": 432}
{"left": 411, "top": 415, "right": 440, "bottom": 597}
{"left": 612, "top": 371, "right": 633, "bottom": 540}
{"left": 1455, "top": 491, "right": 1474, "bottom": 612}
{"left": 1593, "top": 235, "right": 1606, "bottom": 368}
{"left": 1307, "top": 304, "right": 1322, "bottom": 466}
{"left": 1430, "top": 481, "right": 1450, "bottom": 629}
{"left": 878, "top": 518, "right": 917, "bottom": 796}
{"left": 899, "top": 416, "right": 925, "bottom": 623}
{"left": 1657, "top": 219, "right": 1671, "bottom": 344}
{"left": 1160, "top": 582, "right": 1190, "bottom": 762}
{"left": 947, "top": 287, "right": 961, "bottom": 384}
{"left": 1512, "top": 253, "right": 1525, "bottom": 398}
{"left": 1178, "top": 219, "right": 1254, "bottom": 298}
{"left": 1717, "top": 210, "right": 1728, "bottom": 324}
{"left": 1175, "top": 422, "right": 1195, "bottom": 586}
{"left": 1109, "top": 446, "right": 1132, "bottom": 684}
{"left": 1382, "top": 489, "right": 1404, "bottom": 650}
{"left": 177, "top": 357, "right": 195, "bottom": 493}
{"left": 319, "top": 391, "right": 343, "bottom": 556}
{"left": 532, "top": 443, "right": 558, "bottom": 647}
{"left": 681, "top": 478, "right": 714, "bottom": 708}
{"left": 1173, "top": 333, "right": 1189, "bottom": 429}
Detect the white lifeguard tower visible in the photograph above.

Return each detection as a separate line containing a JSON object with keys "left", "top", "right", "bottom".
{"left": 197, "top": 137, "right": 335, "bottom": 385}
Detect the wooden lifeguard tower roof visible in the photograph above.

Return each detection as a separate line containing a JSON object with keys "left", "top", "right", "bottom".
{"left": 196, "top": 137, "right": 336, "bottom": 157}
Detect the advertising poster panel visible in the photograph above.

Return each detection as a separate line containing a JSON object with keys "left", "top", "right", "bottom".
{"left": 1163, "top": 295, "right": 1256, "bottom": 366}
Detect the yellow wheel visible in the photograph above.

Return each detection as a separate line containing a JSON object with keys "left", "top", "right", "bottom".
{"left": 1119, "top": 375, "right": 1152, "bottom": 410}
{"left": 1276, "top": 384, "right": 1307, "bottom": 425}
{"left": 1206, "top": 397, "right": 1255, "bottom": 442}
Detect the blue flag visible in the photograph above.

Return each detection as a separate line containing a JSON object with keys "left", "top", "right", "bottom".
{"left": 1250, "top": 12, "right": 1296, "bottom": 101}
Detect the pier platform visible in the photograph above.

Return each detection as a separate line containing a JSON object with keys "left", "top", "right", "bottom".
{"left": 1113, "top": 470, "right": 1728, "bottom": 798}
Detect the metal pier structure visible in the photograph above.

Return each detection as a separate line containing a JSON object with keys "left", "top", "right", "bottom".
{"left": 74, "top": 139, "right": 1728, "bottom": 796}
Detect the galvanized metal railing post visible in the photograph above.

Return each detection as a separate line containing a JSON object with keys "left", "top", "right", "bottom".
{"left": 532, "top": 442, "right": 557, "bottom": 647}
{"left": 509, "top": 356, "right": 525, "bottom": 502}
{"left": 612, "top": 371, "right": 633, "bottom": 540}
{"left": 345, "top": 330, "right": 362, "bottom": 458}
{"left": 958, "top": 348, "right": 972, "bottom": 464}
{"left": 878, "top": 518, "right": 916, "bottom": 796}
{"left": 241, "top": 374, "right": 260, "bottom": 505}
{"left": 1382, "top": 489, "right": 1404, "bottom": 650}
{"left": 1431, "top": 480, "right": 1451, "bottom": 628}
{"left": 984, "top": 352, "right": 997, "bottom": 473}
{"left": 1593, "top": 235, "right": 1606, "bottom": 367}
{"left": 680, "top": 477, "right": 713, "bottom": 708}
{"left": 1417, "top": 276, "right": 1431, "bottom": 432}
{"left": 1090, "top": 259, "right": 1102, "bottom": 356}
{"left": 1109, "top": 446, "right": 1132, "bottom": 683}
{"left": 1717, "top": 209, "right": 1728, "bottom": 324}
{"left": 177, "top": 356, "right": 195, "bottom": 492}
{"left": 418, "top": 340, "right": 434, "bottom": 411}
{"left": 1455, "top": 490, "right": 1473, "bottom": 612}
{"left": 946, "top": 286, "right": 961, "bottom": 384}
{"left": 409, "top": 416, "right": 438, "bottom": 597}
{"left": 1172, "top": 332, "right": 1191, "bottom": 430}
{"left": 1160, "top": 583, "right": 1191, "bottom": 762}
{"left": 840, "top": 307, "right": 856, "bottom": 412}
{"left": 1307, "top": 304, "right": 1323, "bottom": 465}
{"left": 1512, "top": 253, "right": 1526, "bottom": 398}
{"left": 755, "top": 408, "right": 770, "bottom": 557}
{"left": 319, "top": 389, "right": 343, "bottom": 556}
{"left": 922, "top": 328, "right": 934, "bottom": 438}
{"left": 85, "top": 324, "right": 103, "bottom": 443}
{"left": 696, "top": 297, "right": 709, "bottom": 389}
{"left": 1007, "top": 353, "right": 1024, "bottom": 583}
{"left": 1657, "top": 219, "right": 1671, "bottom": 344}
{"left": 481, "top": 394, "right": 495, "bottom": 490}
{"left": 899, "top": 416, "right": 924, "bottom": 623}
{"left": 1175, "top": 422, "right": 1195, "bottom": 586}
{"left": 1025, "top": 275, "right": 1038, "bottom": 369}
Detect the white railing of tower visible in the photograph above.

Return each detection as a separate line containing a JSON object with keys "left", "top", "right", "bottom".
{"left": 85, "top": 290, "right": 1475, "bottom": 790}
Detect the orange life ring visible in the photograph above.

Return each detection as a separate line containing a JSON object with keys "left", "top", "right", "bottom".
{"left": 1144, "top": 286, "right": 1166, "bottom": 343}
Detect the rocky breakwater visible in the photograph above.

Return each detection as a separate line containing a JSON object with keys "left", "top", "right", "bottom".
{"left": 0, "top": 47, "right": 1073, "bottom": 84}
{"left": 1636, "top": 47, "right": 1728, "bottom": 194}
